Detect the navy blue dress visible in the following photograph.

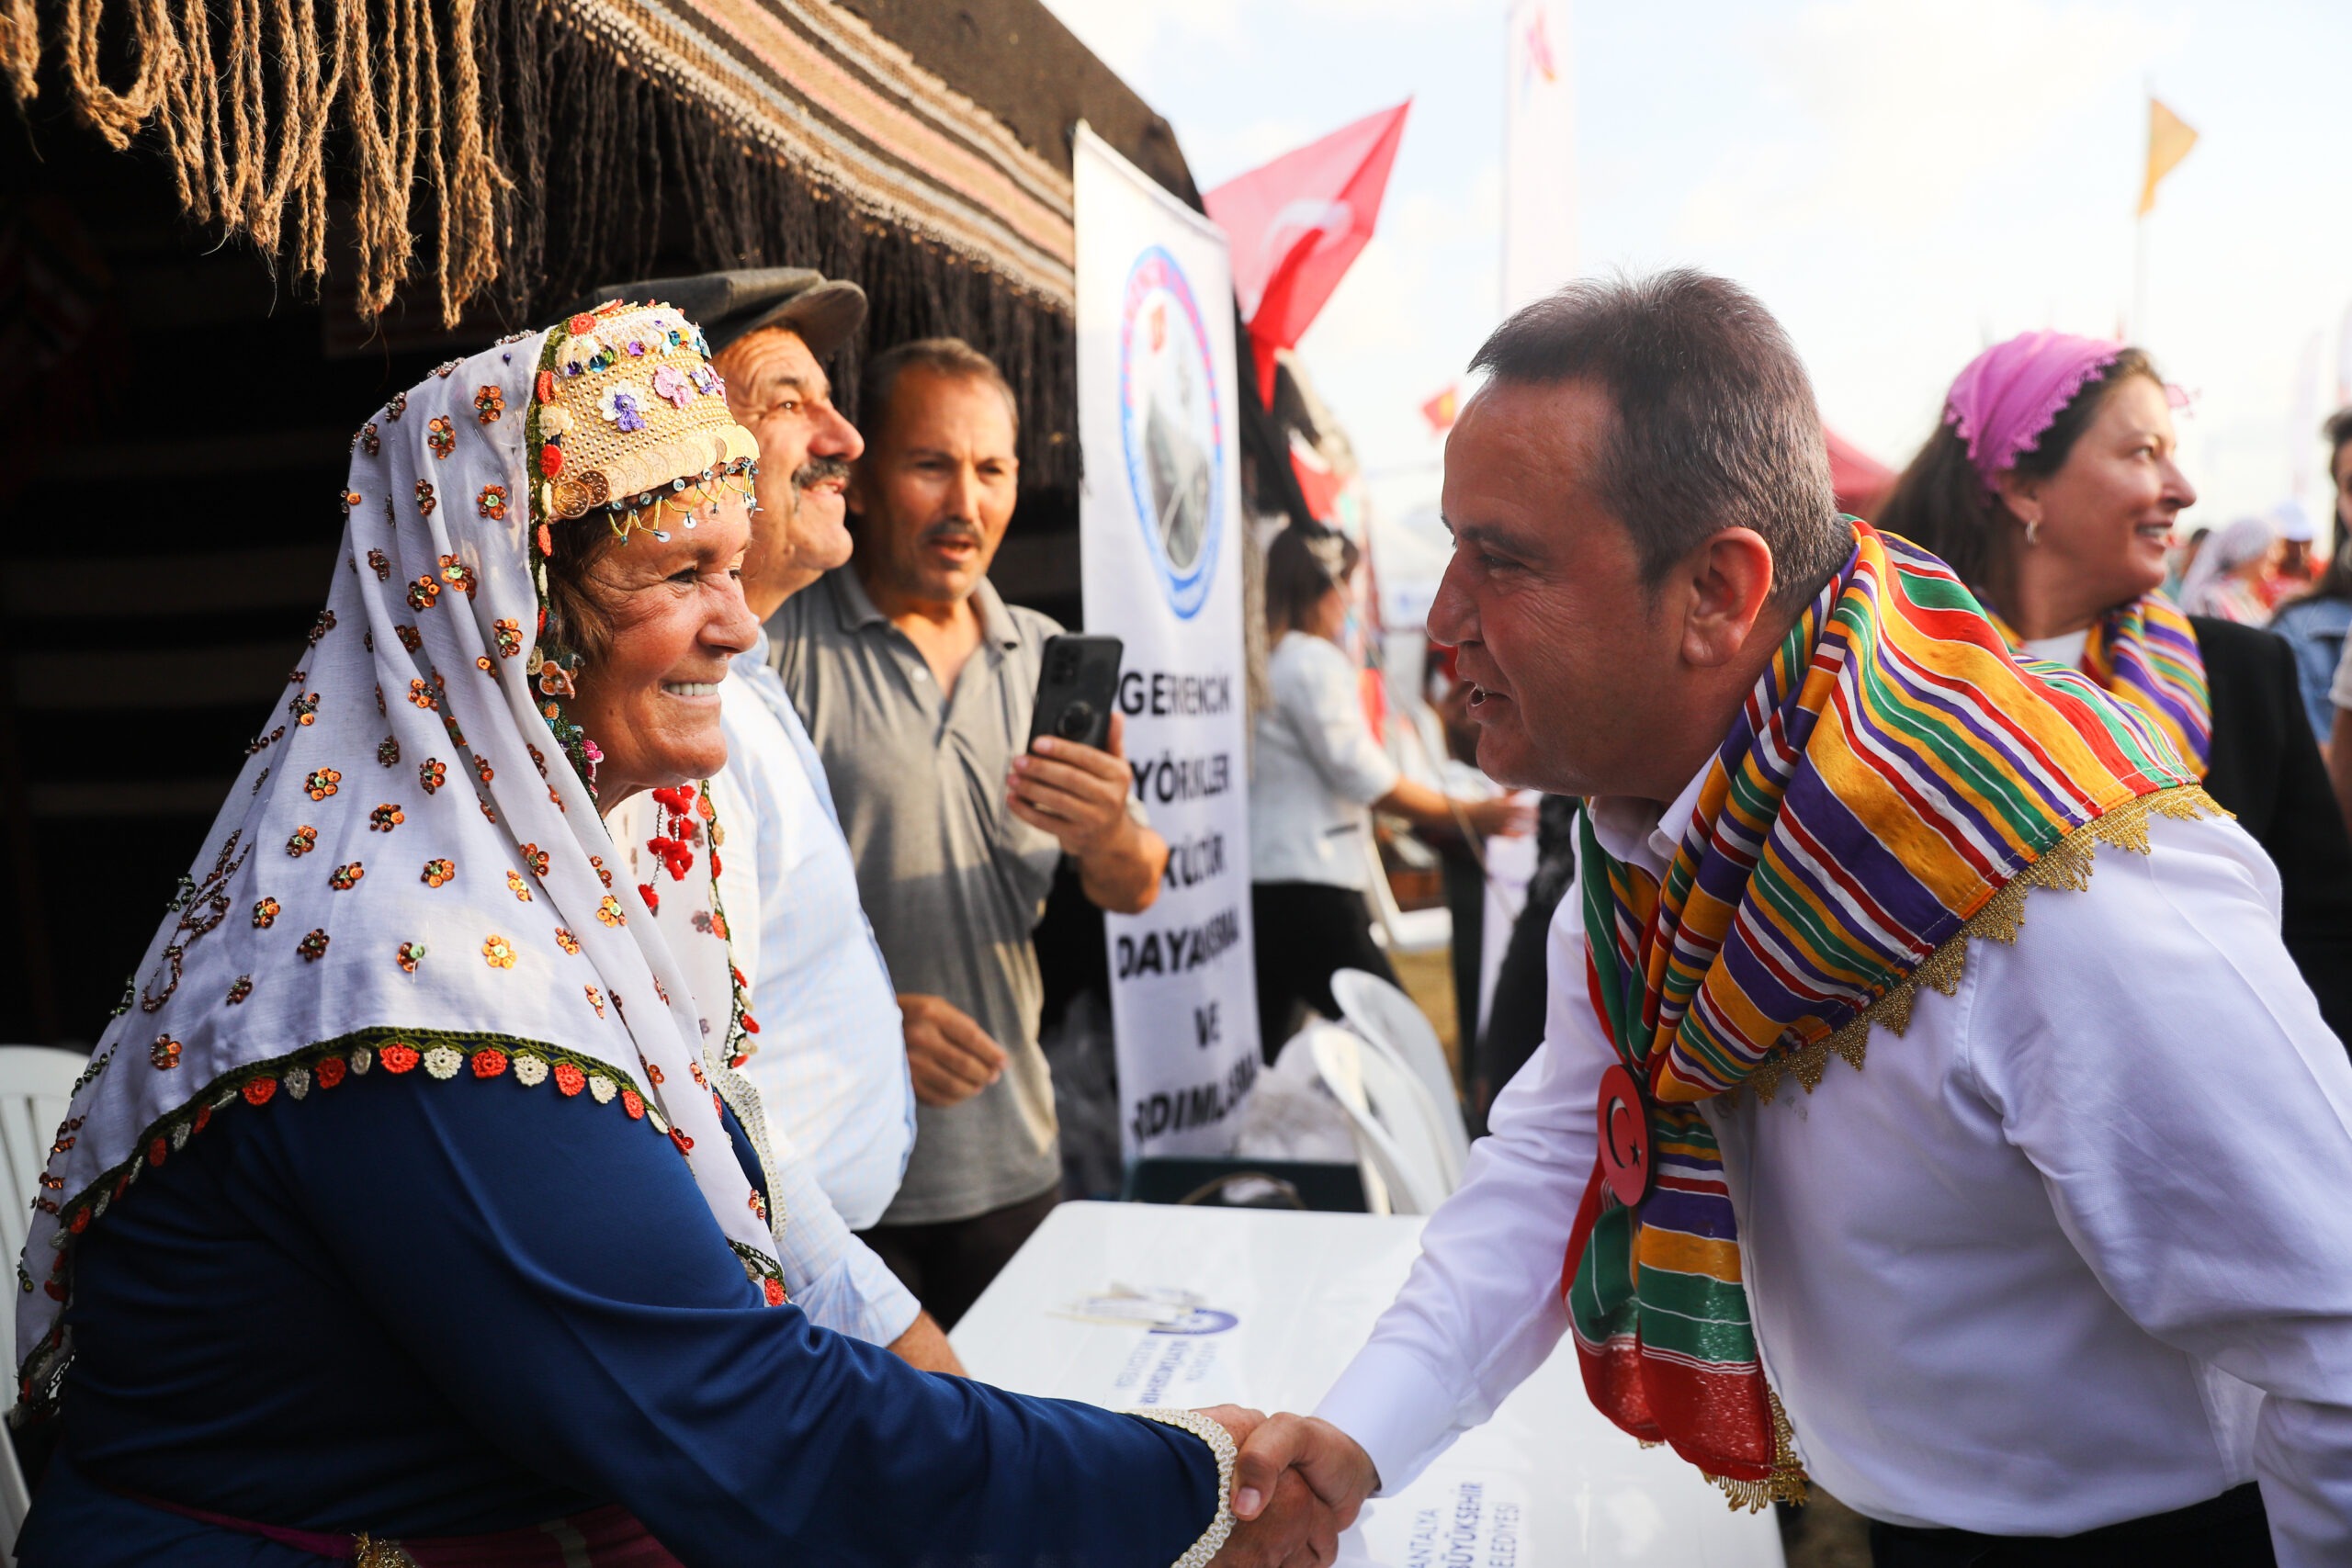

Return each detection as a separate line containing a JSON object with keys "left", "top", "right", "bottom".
{"left": 15, "top": 1065, "right": 1215, "bottom": 1565}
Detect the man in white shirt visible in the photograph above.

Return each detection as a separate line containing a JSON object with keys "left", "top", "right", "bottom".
{"left": 1231, "top": 272, "right": 2352, "bottom": 1564}
{"left": 592, "top": 268, "right": 959, "bottom": 1372}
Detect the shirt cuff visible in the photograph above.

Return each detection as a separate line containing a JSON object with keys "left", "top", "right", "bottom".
{"left": 791, "top": 1237, "right": 922, "bottom": 1348}
{"left": 1344, "top": 756, "right": 1404, "bottom": 809}
{"left": 1312, "top": 1339, "right": 1470, "bottom": 1496}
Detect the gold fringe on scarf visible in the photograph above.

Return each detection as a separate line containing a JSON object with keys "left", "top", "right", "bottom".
{"left": 1707, "top": 1388, "right": 1809, "bottom": 1513}
{"left": 1748, "top": 785, "right": 2229, "bottom": 1104}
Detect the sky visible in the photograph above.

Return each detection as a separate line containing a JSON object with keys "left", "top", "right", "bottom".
{"left": 1036, "top": 0, "right": 2352, "bottom": 589}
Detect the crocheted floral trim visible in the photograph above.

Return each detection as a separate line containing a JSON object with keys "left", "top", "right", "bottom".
{"left": 729, "top": 1239, "right": 791, "bottom": 1307}
{"left": 14, "top": 1025, "right": 783, "bottom": 1417}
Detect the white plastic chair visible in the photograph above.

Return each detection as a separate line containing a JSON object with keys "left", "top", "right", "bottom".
{"left": 0, "top": 1045, "right": 85, "bottom": 1561}
{"left": 1305, "top": 1025, "right": 1450, "bottom": 1215}
{"left": 1346, "top": 1035, "right": 1465, "bottom": 1204}
{"left": 1330, "top": 967, "right": 1473, "bottom": 1186}
{"left": 1360, "top": 833, "right": 1451, "bottom": 954}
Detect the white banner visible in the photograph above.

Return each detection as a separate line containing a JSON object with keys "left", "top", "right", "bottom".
{"left": 1503, "top": 0, "right": 1577, "bottom": 314}
{"left": 1074, "top": 124, "right": 1262, "bottom": 1162}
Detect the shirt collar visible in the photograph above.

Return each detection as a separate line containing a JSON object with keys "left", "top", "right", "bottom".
{"left": 736, "top": 626, "right": 774, "bottom": 671}
{"left": 824, "top": 564, "right": 1020, "bottom": 650}
{"left": 1588, "top": 757, "right": 1713, "bottom": 878}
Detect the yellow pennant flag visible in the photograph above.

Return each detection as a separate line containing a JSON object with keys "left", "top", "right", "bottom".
{"left": 2139, "top": 97, "right": 2198, "bottom": 216}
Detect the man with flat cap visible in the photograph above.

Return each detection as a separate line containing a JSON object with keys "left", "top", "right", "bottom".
{"left": 585, "top": 268, "right": 961, "bottom": 1371}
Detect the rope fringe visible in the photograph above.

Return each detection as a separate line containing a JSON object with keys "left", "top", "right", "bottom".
{"left": 15, "top": 0, "right": 1080, "bottom": 479}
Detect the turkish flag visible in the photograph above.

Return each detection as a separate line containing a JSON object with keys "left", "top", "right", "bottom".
{"left": 1289, "top": 433, "right": 1347, "bottom": 525}
{"left": 1205, "top": 100, "right": 1410, "bottom": 406}
{"left": 1421, "top": 384, "right": 1459, "bottom": 433}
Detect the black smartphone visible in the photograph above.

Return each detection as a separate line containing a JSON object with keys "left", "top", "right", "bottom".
{"left": 1027, "top": 634, "right": 1124, "bottom": 752}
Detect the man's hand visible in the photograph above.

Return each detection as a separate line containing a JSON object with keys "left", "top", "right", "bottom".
{"left": 1227, "top": 1413, "right": 1379, "bottom": 1552}
{"left": 1007, "top": 710, "right": 1140, "bottom": 857}
{"left": 899, "top": 992, "right": 1006, "bottom": 1107}
{"left": 1008, "top": 713, "right": 1169, "bottom": 914}
{"left": 1182, "top": 1408, "right": 1336, "bottom": 1568}
{"left": 886, "top": 1310, "right": 966, "bottom": 1374}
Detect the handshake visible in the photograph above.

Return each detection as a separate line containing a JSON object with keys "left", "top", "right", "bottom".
{"left": 1194, "top": 1406, "right": 1381, "bottom": 1567}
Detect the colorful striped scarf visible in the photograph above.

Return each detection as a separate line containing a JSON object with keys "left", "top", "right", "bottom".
{"left": 1561, "top": 523, "right": 2219, "bottom": 1506}
{"left": 1990, "top": 592, "right": 2211, "bottom": 777}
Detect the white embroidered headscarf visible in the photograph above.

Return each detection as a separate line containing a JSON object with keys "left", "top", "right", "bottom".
{"left": 16, "top": 307, "right": 785, "bottom": 1415}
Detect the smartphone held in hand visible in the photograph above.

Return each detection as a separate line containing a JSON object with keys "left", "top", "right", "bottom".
{"left": 1028, "top": 634, "right": 1125, "bottom": 752}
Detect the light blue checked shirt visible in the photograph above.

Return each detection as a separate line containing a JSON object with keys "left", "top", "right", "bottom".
{"left": 709, "top": 631, "right": 919, "bottom": 1345}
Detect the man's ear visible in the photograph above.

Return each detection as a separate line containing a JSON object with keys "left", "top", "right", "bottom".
{"left": 1680, "top": 527, "right": 1776, "bottom": 669}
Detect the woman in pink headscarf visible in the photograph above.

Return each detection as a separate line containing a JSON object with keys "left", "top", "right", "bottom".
{"left": 1880, "top": 332, "right": 2352, "bottom": 1044}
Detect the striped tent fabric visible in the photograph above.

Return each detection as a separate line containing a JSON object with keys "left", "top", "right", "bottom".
{"left": 1562, "top": 522, "right": 2220, "bottom": 1507}
{"left": 557, "top": 0, "right": 1079, "bottom": 310}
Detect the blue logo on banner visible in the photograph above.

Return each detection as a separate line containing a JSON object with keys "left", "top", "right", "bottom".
{"left": 1117, "top": 245, "right": 1227, "bottom": 620}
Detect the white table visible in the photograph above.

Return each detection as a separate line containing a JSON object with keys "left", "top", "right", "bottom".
{"left": 953, "top": 1201, "right": 1785, "bottom": 1567}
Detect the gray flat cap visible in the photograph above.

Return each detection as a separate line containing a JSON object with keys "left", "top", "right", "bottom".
{"left": 576, "top": 267, "right": 868, "bottom": 359}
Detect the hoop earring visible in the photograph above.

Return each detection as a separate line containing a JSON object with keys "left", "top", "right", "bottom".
{"left": 2024, "top": 517, "right": 2042, "bottom": 547}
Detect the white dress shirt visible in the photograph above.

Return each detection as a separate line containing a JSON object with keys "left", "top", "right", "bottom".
{"left": 665, "top": 634, "right": 920, "bottom": 1348}
{"left": 713, "top": 635, "right": 916, "bottom": 1233}
{"left": 604, "top": 778, "right": 917, "bottom": 1349}
{"left": 1250, "top": 632, "right": 1400, "bottom": 889}
{"left": 1317, "top": 766, "right": 2352, "bottom": 1561}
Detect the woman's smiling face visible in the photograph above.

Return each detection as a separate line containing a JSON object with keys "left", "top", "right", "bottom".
{"left": 564, "top": 488, "right": 760, "bottom": 804}
{"left": 2003, "top": 374, "right": 2197, "bottom": 618}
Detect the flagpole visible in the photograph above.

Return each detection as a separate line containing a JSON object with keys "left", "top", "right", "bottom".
{"left": 2132, "top": 212, "right": 2148, "bottom": 344}
{"left": 2132, "top": 74, "right": 2150, "bottom": 344}
{"left": 1499, "top": 0, "right": 1511, "bottom": 321}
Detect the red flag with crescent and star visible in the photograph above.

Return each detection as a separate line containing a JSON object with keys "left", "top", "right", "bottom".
{"left": 1204, "top": 101, "right": 1410, "bottom": 406}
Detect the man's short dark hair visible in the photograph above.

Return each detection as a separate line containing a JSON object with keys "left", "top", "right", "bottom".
{"left": 2325, "top": 406, "right": 2352, "bottom": 469}
{"left": 861, "top": 336, "right": 1020, "bottom": 446}
{"left": 1470, "top": 270, "right": 1845, "bottom": 604}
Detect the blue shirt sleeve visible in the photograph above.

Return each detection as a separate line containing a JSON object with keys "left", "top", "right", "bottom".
{"left": 97, "top": 1066, "right": 1215, "bottom": 1567}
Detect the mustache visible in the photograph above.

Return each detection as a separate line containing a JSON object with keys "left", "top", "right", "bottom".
{"left": 922, "top": 519, "right": 985, "bottom": 547}
{"left": 791, "top": 456, "right": 854, "bottom": 490}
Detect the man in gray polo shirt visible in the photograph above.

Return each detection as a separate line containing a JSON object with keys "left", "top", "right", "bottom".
{"left": 772, "top": 337, "right": 1168, "bottom": 1326}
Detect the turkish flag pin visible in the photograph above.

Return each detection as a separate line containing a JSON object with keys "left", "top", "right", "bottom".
{"left": 1597, "top": 1063, "right": 1652, "bottom": 1208}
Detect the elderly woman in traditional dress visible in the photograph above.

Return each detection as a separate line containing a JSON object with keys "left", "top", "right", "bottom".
{"left": 12, "top": 309, "right": 1339, "bottom": 1567}
{"left": 1878, "top": 331, "right": 2352, "bottom": 1043}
